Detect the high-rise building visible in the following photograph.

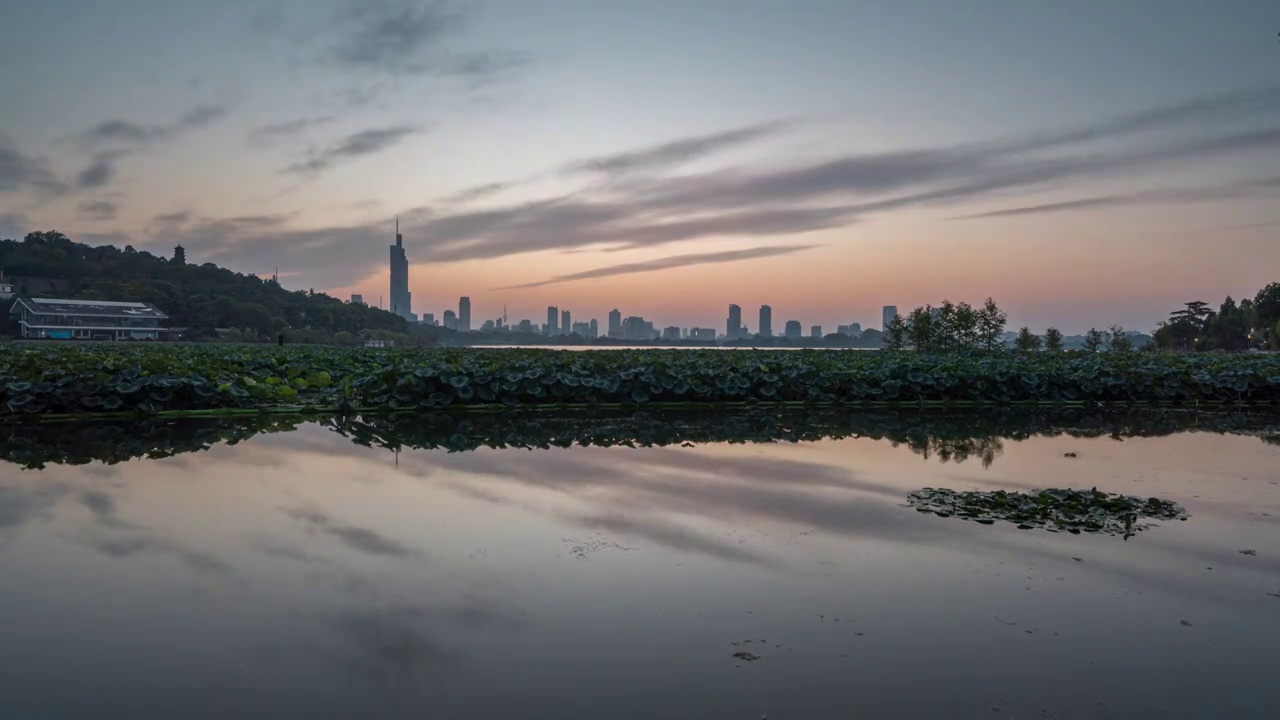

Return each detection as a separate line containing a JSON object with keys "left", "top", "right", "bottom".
{"left": 608, "top": 309, "right": 622, "bottom": 338}
{"left": 423, "top": 313, "right": 436, "bottom": 326}
{"left": 458, "top": 297, "right": 471, "bottom": 332}
{"left": 689, "top": 328, "right": 716, "bottom": 341}
{"left": 727, "top": 304, "right": 742, "bottom": 339}
{"left": 350, "top": 294, "right": 364, "bottom": 305}
{"left": 589, "top": 318, "right": 598, "bottom": 339}
{"left": 811, "top": 325, "right": 822, "bottom": 338}
{"left": 662, "top": 326, "right": 681, "bottom": 341}
{"left": 785, "top": 320, "right": 802, "bottom": 339}
{"left": 480, "top": 319, "right": 495, "bottom": 333}
{"left": 389, "top": 218, "right": 412, "bottom": 320}
{"left": 547, "top": 306, "right": 559, "bottom": 335}
{"left": 516, "top": 319, "right": 534, "bottom": 333}
{"left": 561, "top": 310, "right": 571, "bottom": 336}
{"left": 882, "top": 305, "right": 898, "bottom": 331}
{"left": 759, "top": 305, "right": 773, "bottom": 338}
{"left": 848, "top": 322, "right": 862, "bottom": 336}
{"left": 443, "top": 309, "right": 458, "bottom": 331}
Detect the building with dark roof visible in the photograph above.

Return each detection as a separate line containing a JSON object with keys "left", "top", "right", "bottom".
{"left": 8, "top": 297, "right": 174, "bottom": 340}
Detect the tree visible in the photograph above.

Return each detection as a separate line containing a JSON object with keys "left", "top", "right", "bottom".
{"left": 1014, "top": 327, "right": 1041, "bottom": 352}
{"left": 951, "top": 301, "right": 980, "bottom": 350}
{"left": 907, "top": 306, "right": 936, "bottom": 352}
{"left": 1082, "top": 328, "right": 1105, "bottom": 353}
{"left": 882, "top": 315, "right": 908, "bottom": 351}
{"left": 1106, "top": 325, "right": 1134, "bottom": 352}
{"left": 1043, "top": 327, "right": 1063, "bottom": 352}
{"left": 976, "top": 298, "right": 1007, "bottom": 352}
{"left": 1254, "top": 283, "right": 1280, "bottom": 347}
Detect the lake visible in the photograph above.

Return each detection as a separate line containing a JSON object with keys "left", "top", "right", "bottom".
{"left": 1, "top": 409, "right": 1278, "bottom": 719}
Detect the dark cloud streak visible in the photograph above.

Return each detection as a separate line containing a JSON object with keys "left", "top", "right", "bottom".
{"left": 498, "top": 244, "right": 819, "bottom": 290}
{"left": 286, "top": 126, "right": 419, "bottom": 176}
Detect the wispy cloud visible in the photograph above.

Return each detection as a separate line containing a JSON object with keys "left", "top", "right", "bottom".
{"left": 78, "top": 104, "right": 230, "bottom": 150}
{"left": 1, "top": 132, "right": 67, "bottom": 195}
{"left": 953, "top": 176, "right": 1280, "bottom": 220}
{"left": 561, "top": 120, "right": 792, "bottom": 177}
{"left": 318, "top": 0, "right": 531, "bottom": 85}
{"left": 77, "top": 199, "right": 119, "bottom": 221}
{"left": 286, "top": 126, "right": 419, "bottom": 177}
{"left": 75, "top": 150, "right": 132, "bottom": 190}
{"left": 497, "top": 244, "right": 819, "bottom": 290}
{"left": 247, "top": 115, "right": 337, "bottom": 145}
{"left": 147, "top": 85, "right": 1280, "bottom": 291}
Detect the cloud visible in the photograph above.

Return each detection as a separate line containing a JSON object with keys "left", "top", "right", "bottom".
{"left": 284, "top": 507, "right": 419, "bottom": 557}
{"left": 77, "top": 489, "right": 232, "bottom": 576}
{"left": 286, "top": 126, "right": 419, "bottom": 176}
{"left": 441, "top": 181, "right": 514, "bottom": 203}
{"left": 498, "top": 244, "right": 819, "bottom": 290}
{"left": 953, "top": 175, "right": 1280, "bottom": 220}
{"left": 247, "top": 115, "right": 337, "bottom": 145}
{"left": 77, "top": 104, "right": 230, "bottom": 150}
{"left": 148, "top": 85, "right": 1280, "bottom": 291}
{"left": 77, "top": 199, "right": 120, "bottom": 221}
{"left": 75, "top": 152, "right": 126, "bottom": 189}
{"left": 561, "top": 120, "right": 792, "bottom": 177}
{"left": 0, "top": 211, "right": 30, "bottom": 239}
{"left": 0, "top": 132, "right": 67, "bottom": 195}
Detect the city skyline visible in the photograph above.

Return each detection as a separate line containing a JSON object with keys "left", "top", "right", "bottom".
{"left": 3, "top": 2, "right": 1279, "bottom": 334}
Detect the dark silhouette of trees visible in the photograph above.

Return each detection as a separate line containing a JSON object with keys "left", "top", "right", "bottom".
{"left": 1014, "top": 327, "right": 1041, "bottom": 352}
{"left": 1043, "top": 327, "right": 1063, "bottom": 352}
{"left": 1, "top": 231, "right": 433, "bottom": 345}
{"left": 1082, "top": 329, "right": 1105, "bottom": 353}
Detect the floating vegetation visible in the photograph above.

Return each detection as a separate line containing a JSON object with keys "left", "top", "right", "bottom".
{"left": 906, "top": 487, "right": 1189, "bottom": 537}
{"left": 2, "top": 407, "right": 1279, "bottom": 469}
{"left": 3, "top": 345, "right": 1280, "bottom": 417}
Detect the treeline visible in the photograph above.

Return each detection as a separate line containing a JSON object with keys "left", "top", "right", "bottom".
{"left": 1, "top": 231, "right": 441, "bottom": 345}
{"left": 881, "top": 299, "right": 1147, "bottom": 353}
{"left": 1152, "top": 284, "right": 1280, "bottom": 351}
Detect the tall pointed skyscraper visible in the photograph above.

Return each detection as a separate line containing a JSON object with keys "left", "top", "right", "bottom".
{"left": 389, "top": 217, "right": 412, "bottom": 320}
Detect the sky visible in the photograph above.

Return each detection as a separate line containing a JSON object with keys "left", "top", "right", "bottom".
{"left": 1, "top": 0, "right": 1278, "bottom": 334}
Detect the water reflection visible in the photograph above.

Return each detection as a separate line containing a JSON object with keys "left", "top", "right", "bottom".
{"left": 0, "top": 410, "right": 1278, "bottom": 719}
{"left": 2, "top": 407, "right": 1278, "bottom": 469}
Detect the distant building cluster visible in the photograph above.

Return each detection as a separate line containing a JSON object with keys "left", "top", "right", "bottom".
{"left": 366, "top": 224, "right": 895, "bottom": 342}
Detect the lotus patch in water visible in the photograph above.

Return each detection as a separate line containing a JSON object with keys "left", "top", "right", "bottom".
{"left": 906, "top": 487, "right": 1188, "bottom": 537}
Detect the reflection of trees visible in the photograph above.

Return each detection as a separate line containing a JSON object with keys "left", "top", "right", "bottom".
{"left": 899, "top": 435, "right": 1005, "bottom": 468}
{"left": 2, "top": 408, "right": 1278, "bottom": 469}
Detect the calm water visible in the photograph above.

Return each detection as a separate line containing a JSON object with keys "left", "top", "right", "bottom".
{"left": 1, "top": 411, "right": 1278, "bottom": 719}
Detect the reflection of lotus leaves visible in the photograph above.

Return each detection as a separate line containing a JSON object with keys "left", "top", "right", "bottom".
{"left": 906, "top": 487, "right": 1188, "bottom": 537}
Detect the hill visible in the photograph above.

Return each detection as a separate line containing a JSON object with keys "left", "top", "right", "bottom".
{"left": 1, "top": 231, "right": 437, "bottom": 344}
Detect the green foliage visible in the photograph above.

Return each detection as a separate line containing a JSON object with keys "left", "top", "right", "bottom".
{"left": 0, "top": 231, "right": 426, "bottom": 344}
{"left": 1043, "top": 327, "right": 1063, "bottom": 352}
{"left": 1014, "top": 327, "right": 1041, "bottom": 352}
{"left": 907, "top": 487, "right": 1187, "bottom": 537}
{"left": 3, "top": 345, "right": 1280, "bottom": 417}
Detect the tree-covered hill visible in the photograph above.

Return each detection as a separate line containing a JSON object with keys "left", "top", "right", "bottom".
{"left": 1, "top": 231, "right": 432, "bottom": 343}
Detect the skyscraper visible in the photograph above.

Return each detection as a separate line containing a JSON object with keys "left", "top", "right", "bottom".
{"left": 561, "top": 309, "right": 571, "bottom": 336}
{"left": 727, "top": 304, "right": 742, "bottom": 339}
{"left": 882, "top": 305, "right": 898, "bottom": 331}
{"left": 785, "top": 320, "right": 802, "bottom": 339}
{"left": 589, "top": 319, "right": 598, "bottom": 338}
{"left": 811, "top": 325, "right": 822, "bottom": 338}
{"left": 608, "top": 308, "right": 622, "bottom": 338}
{"left": 389, "top": 218, "right": 412, "bottom": 320}
{"left": 458, "top": 296, "right": 471, "bottom": 332}
{"left": 547, "top": 306, "right": 559, "bottom": 335}
{"left": 759, "top": 305, "right": 773, "bottom": 338}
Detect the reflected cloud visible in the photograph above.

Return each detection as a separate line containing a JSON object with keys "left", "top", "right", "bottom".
{"left": 76, "top": 489, "right": 232, "bottom": 577}
{"left": 284, "top": 507, "right": 420, "bottom": 558}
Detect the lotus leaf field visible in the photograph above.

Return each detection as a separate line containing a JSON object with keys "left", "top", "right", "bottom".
{"left": 3, "top": 345, "right": 1280, "bottom": 418}
{"left": 907, "top": 487, "right": 1189, "bottom": 537}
